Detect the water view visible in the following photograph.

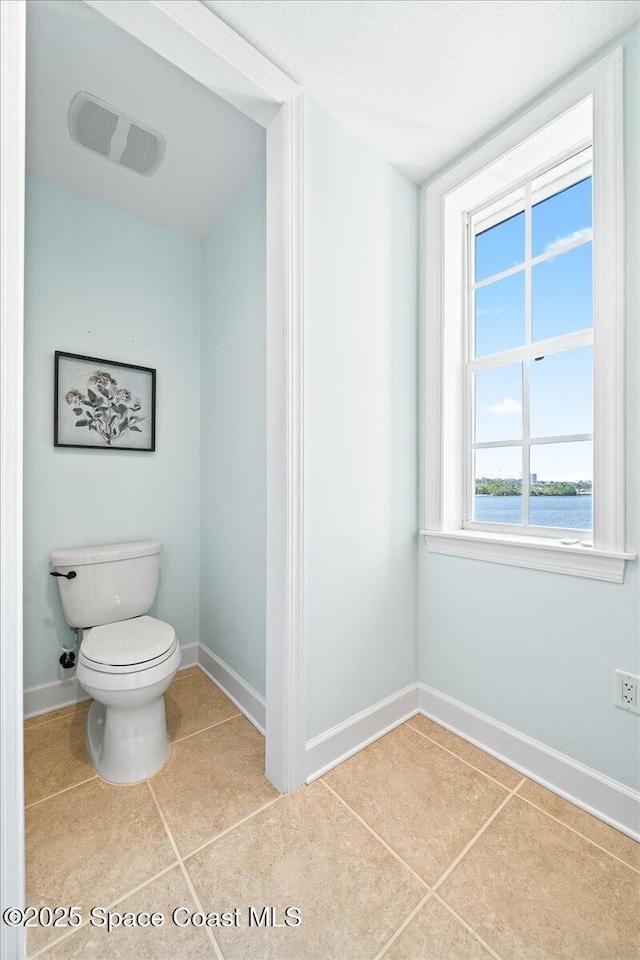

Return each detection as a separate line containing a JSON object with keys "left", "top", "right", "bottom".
{"left": 475, "top": 494, "right": 592, "bottom": 529}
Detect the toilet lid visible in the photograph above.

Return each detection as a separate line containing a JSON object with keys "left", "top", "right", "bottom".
{"left": 81, "top": 615, "right": 175, "bottom": 667}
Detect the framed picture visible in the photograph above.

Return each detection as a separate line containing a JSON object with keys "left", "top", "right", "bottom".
{"left": 54, "top": 351, "right": 156, "bottom": 451}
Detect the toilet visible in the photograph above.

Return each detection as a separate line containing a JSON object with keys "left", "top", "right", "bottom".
{"left": 50, "top": 540, "right": 181, "bottom": 784}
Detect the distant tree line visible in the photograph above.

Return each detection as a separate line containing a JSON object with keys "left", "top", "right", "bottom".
{"left": 475, "top": 479, "right": 592, "bottom": 497}
{"left": 475, "top": 479, "right": 521, "bottom": 496}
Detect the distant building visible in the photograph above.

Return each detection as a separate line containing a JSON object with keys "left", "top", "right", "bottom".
{"left": 529, "top": 473, "right": 538, "bottom": 484}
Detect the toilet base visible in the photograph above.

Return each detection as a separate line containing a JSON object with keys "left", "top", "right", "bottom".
{"left": 86, "top": 697, "right": 171, "bottom": 785}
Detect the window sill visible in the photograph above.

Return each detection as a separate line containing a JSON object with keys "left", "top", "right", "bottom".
{"left": 420, "top": 529, "right": 635, "bottom": 582}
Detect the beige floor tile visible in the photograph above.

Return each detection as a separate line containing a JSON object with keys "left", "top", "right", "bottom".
{"left": 165, "top": 671, "right": 239, "bottom": 741}
{"left": 26, "top": 779, "right": 176, "bottom": 954}
{"left": 38, "top": 866, "right": 214, "bottom": 960}
{"left": 517, "top": 778, "right": 640, "bottom": 870}
{"left": 25, "top": 701, "right": 91, "bottom": 729}
{"left": 324, "top": 724, "right": 508, "bottom": 884}
{"left": 24, "top": 710, "right": 94, "bottom": 806}
{"left": 185, "top": 780, "right": 425, "bottom": 960}
{"left": 440, "top": 795, "right": 640, "bottom": 960}
{"left": 151, "top": 715, "right": 279, "bottom": 856}
{"left": 384, "top": 897, "right": 493, "bottom": 960}
{"left": 407, "top": 716, "right": 522, "bottom": 789}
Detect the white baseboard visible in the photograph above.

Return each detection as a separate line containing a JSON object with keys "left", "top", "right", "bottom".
{"left": 302, "top": 678, "right": 639, "bottom": 841}
{"left": 23, "top": 644, "right": 639, "bottom": 842}
{"left": 178, "top": 642, "right": 198, "bottom": 670}
{"left": 23, "top": 642, "right": 198, "bottom": 720}
{"left": 23, "top": 676, "right": 90, "bottom": 719}
{"left": 305, "top": 684, "right": 419, "bottom": 782}
{"left": 197, "top": 643, "right": 266, "bottom": 735}
{"left": 418, "top": 683, "right": 640, "bottom": 841}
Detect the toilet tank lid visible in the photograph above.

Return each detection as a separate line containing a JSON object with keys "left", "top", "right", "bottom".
{"left": 50, "top": 540, "right": 162, "bottom": 567}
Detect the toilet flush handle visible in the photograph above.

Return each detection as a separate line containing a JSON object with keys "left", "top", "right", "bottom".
{"left": 50, "top": 570, "right": 77, "bottom": 579}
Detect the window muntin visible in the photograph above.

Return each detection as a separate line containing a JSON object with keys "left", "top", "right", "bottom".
{"left": 466, "top": 152, "right": 594, "bottom": 536}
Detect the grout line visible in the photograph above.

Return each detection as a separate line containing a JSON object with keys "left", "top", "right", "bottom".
{"left": 512, "top": 789, "right": 640, "bottom": 874}
{"left": 179, "top": 859, "right": 225, "bottom": 960}
{"left": 407, "top": 718, "right": 640, "bottom": 875}
{"left": 170, "top": 711, "right": 242, "bottom": 745}
{"left": 405, "top": 719, "right": 515, "bottom": 791}
{"left": 373, "top": 782, "right": 524, "bottom": 960}
{"left": 24, "top": 704, "right": 91, "bottom": 730}
{"left": 433, "top": 893, "right": 504, "bottom": 960}
{"left": 430, "top": 778, "right": 526, "bottom": 895}
{"left": 319, "top": 779, "right": 430, "bottom": 891}
{"left": 26, "top": 862, "right": 179, "bottom": 960}
{"left": 147, "top": 782, "right": 224, "bottom": 960}
{"left": 24, "top": 677, "right": 244, "bottom": 960}
{"left": 25, "top": 775, "right": 99, "bottom": 809}
{"left": 373, "top": 890, "right": 432, "bottom": 960}
{"left": 104, "top": 862, "right": 179, "bottom": 909}
{"left": 172, "top": 667, "right": 203, "bottom": 682}
{"left": 29, "top": 768, "right": 256, "bottom": 960}
{"left": 182, "top": 793, "right": 285, "bottom": 862}
{"left": 146, "top": 781, "right": 183, "bottom": 862}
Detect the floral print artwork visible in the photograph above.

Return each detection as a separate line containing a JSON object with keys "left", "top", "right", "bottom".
{"left": 55, "top": 353, "right": 155, "bottom": 451}
{"left": 65, "top": 370, "right": 145, "bottom": 445}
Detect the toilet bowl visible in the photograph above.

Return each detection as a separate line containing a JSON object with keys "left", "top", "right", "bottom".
{"left": 77, "top": 615, "right": 181, "bottom": 783}
{"left": 50, "top": 540, "right": 179, "bottom": 785}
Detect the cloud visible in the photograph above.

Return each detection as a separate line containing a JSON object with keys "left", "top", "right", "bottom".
{"left": 486, "top": 396, "right": 522, "bottom": 417}
{"left": 544, "top": 227, "right": 592, "bottom": 254}
{"left": 476, "top": 308, "right": 506, "bottom": 316}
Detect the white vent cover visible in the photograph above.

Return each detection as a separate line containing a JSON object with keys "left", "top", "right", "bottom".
{"left": 68, "top": 92, "right": 165, "bottom": 176}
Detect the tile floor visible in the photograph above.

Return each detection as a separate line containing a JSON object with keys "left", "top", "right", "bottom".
{"left": 24, "top": 668, "right": 639, "bottom": 959}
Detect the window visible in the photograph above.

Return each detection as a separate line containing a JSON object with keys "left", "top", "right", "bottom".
{"left": 423, "top": 49, "right": 634, "bottom": 582}
{"left": 467, "top": 152, "right": 594, "bottom": 540}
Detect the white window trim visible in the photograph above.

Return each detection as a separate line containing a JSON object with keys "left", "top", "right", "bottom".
{"left": 422, "top": 48, "right": 635, "bottom": 583}
{"left": 465, "top": 155, "right": 594, "bottom": 539}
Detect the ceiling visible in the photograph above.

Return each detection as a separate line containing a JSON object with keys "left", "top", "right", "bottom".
{"left": 201, "top": 0, "right": 639, "bottom": 183}
{"left": 26, "top": 0, "right": 265, "bottom": 240}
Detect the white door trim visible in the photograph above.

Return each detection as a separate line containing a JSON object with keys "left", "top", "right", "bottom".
{"left": 66, "top": 0, "right": 305, "bottom": 794}
{"left": 265, "top": 95, "right": 306, "bottom": 791}
{"left": 0, "top": 4, "right": 26, "bottom": 959}
{"left": 0, "top": 4, "right": 305, "bottom": 955}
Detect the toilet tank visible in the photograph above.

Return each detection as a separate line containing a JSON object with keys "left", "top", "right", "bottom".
{"left": 50, "top": 541, "right": 162, "bottom": 629}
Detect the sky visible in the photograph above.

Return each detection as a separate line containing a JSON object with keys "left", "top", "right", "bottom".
{"left": 473, "top": 176, "right": 593, "bottom": 482}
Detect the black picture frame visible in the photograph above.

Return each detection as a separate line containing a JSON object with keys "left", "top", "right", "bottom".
{"left": 54, "top": 351, "right": 156, "bottom": 452}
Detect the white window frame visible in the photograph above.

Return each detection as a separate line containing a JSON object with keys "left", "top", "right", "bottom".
{"left": 465, "top": 150, "right": 594, "bottom": 540}
{"left": 422, "top": 49, "right": 635, "bottom": 582}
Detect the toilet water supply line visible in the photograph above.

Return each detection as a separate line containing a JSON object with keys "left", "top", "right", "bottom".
{"left": 50, "top": 568, "right": 79, "bottom": 668}
{"left": 59, "top": 627, "right": 80, "bottom": 670}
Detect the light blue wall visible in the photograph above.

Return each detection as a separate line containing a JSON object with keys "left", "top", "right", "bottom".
{"left": 200, "top": 165, "right": 267, "bottom": 697}
{"left": 418, "top": 27, "right": 640, "bottom": 790}
{"left": 303, "top": 98, "right": 419, "bottom": 740}
{"left": 24, "top": 176, "right": 202, "bottom": 688}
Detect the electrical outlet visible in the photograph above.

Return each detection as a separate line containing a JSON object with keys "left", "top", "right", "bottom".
{"left": 614, "top": 671, "right": 640, "bottom": 715}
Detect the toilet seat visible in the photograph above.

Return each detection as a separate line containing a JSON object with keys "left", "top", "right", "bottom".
{"left": 80, "top": 615, "right": 176, "bottom": 674}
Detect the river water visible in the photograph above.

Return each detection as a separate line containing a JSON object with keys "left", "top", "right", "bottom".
{"left": 475, "top": 495, "right": 592, "bottom": 529}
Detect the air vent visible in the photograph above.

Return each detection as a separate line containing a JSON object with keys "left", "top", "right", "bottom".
{"left": 68, "top": 93, "right": 165, "bottom": 176}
